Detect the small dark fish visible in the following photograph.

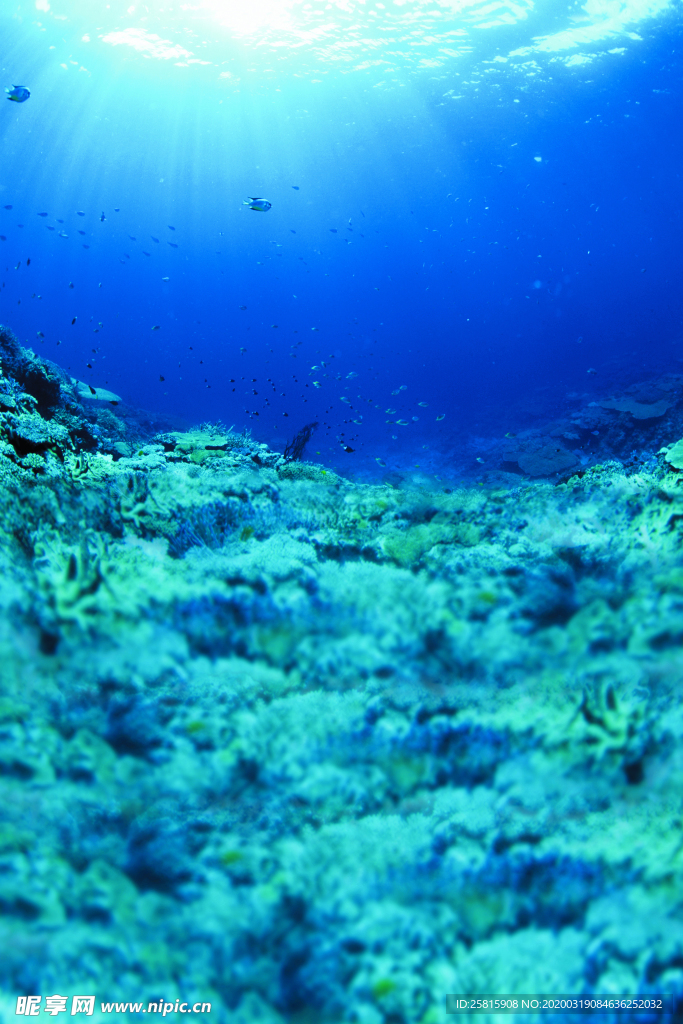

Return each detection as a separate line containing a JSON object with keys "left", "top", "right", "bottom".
{"left": 69, "top": 282, "right": 74, "bottom": 288}
{"left": 169, "top": 242, "right": 178, "bottom": 248}
{"left": 100, "top": 212, "right": 105, "bottom": 221}
{"left": 0, "top": 236, "right": 5, "bottom": 242}
{"left": 239, "top": 305, "right": 247, "bottom": 310}
{"left": 151, "top": 325, "right": 161, "bottom": 331}
{"left": 57, "top": 219, "right": 64, "bottom": 224}
{"left": 78, "top": 230, "right": 86, "bottom": 235}
{"left": 151, "top": 236, "right": 159, "bottom": 243}
{"left": 37, "top": 331, "right": 44, "bottom": 338}
{"left": 159, "top": 375, "right": 165, "bottom": 381}
{"left": 292, "top": 186, "right": 299, "bottom": 190}
{"left": 86, "top": 363, "right": 92, "bottom": 369}
{"left": 168, "top": 225, "right": 175, "bottom": 230}
{"left": 330, "top": 229, "right": 337, "bottom": 233}
{"left": 71, "top": 318, "right": 77, "bottom": 324}
{"left": 344, "top": 446, "right": 354, "bottom": 453}
{"left": 89, "top": 384, "right": 97, "bottom": 395}
{"left": 76, "top": 211, "right": 85, "bottom": 216}
{"left": 143, "top": 251, "right": 150, "bottom": 256}
{"left": 47, "top": 226, "right": 55, "bottom": 231}
{"left": 129, "top": 235, "right": 136, "bottom": 241}
{"left": 3, "top": 205, "right": 12, "bottom": 210}
{"left": 291, "top": 229, "right": 296, "bottom": 234}
{"left": 38, "top": 212, "right": 48, "bottom": 217}
{"left": 83, "top": 244, "right": 90, "bottom": 249}
{"left": 114, "top": 208, "right": 120, "bottom": 212}
{"left": 26, "top": 258, "right": 30, "bottom": 265}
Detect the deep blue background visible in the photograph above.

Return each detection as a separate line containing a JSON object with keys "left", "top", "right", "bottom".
{"left": 1, "top": 6, "right": 682, "bottom": 474}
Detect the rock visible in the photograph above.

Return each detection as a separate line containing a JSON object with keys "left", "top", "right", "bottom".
{"left": 599, "top": 398, "right": 672, "bottom": 420}
{"left": 518, "top": 445, "right": 579, "bottom": 477}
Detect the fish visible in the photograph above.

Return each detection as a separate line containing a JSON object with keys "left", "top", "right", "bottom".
{"left": 243, "top": 197, "right": 272, "bottom": 212}
{"left": 69, "top": 282, "right": 74, "bottom": 289}
{"left": 168, "top": 225, "right": 175, "bottom": 230}
{"left": 418, "top": 402, "right": 428, "bottom": 407}
{"left": 159, "top": 375, "right": 165, "bottom": 381}
{"left": 343, "top": 446, "right": 355, "bottom": 453}
{"left": 162, "top": 276, "right": 170, "bottom": 282}
{"left": 587, "top": 367, "right": 597, "bottom": 375}
{"left": 3, "top": 205, "right": 12, "bottom": 210}
{"left": 330, "top": 229, "right": 337, "bottom": 233}
{"left": 151, "top": 325, "right": 161, "bottom": 331}
{"left": 26, "top": 258, "right": 30, "bottom": 265}
{"left": 78, "top": 230, "right": 86, "bottom": 235}
{"left": 292, "top": 186, "right": 299, "bottom": 190}
{"left": 505, "top": 432, "right": 517, "bottom": 438}
{"left": 239, "top": 305, "right": 247, "bottom": 310}
{"left": 143, "top": 251, "right": 150, "bottom": 256}
{"left": 100, "top": 212, "right": 105, "bottom": 222}
{"left": 89, "top": 384, "right": 97, "bottom": 395}
{"left": 36, "top": 331, "right": 44, "bottom": 338}
{"left": 436, "top": 414, "right": 445, "bottom": 421}
{"left": 151, "top": 236, "right": 159, "bottom": 243}
{"left": 169, "top": 242, "right": 178, "bottom": 248}
{"left": 71, "top": 318, "right": 77, "bottom": 325}
{"left": 76, "top": 211, "right": 85, "bottom": 216}
{"left": 38, "top": 212, "right": 48, "bottom": 217}
{"left": 129, "top": 235, "right": 136, "bottom": 241}
{"left": 6, "top": 85, "right": 30, "bottom": 103}
{"left": 375, "top": 458, "right": 386, "bottom": 466}
{"left": 476, "top": 457, "right": 485, "bottom": 464}
{"left": 0, "top": 236, "right": 5, "bottom": 242}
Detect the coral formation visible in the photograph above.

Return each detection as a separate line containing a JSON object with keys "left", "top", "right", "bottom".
{"left": 599, "top": 398, "right": 672, "bottom": 420}
{"left": 1, "top": 324, "right": 683, "bottom": 1020}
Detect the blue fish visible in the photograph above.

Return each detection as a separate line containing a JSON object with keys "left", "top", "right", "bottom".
{"left": 243, "top": 197, "right": 271, "bottom": 212}
{"left": 6, "top": 85, "right": 30, "bottom": 103}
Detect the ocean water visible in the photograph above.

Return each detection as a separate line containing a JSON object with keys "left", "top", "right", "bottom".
{"left": 2, "top": 1, "right": 683, "bottom": 1021}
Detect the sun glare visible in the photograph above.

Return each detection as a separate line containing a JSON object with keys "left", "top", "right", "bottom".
{"left": 185, "top": 0, "right": 299, "bottom": 33}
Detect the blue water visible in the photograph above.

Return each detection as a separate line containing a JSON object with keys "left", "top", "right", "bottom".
{"left": 1, "top": 1, "right": 682, "bottom": 475}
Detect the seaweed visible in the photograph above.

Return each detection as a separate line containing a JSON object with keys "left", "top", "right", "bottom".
{"left": 283, "top": 421, "right": 318, "bottom": 462}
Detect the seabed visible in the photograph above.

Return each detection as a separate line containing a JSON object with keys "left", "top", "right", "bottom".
{"left": 1, "top": 323, "right": 682, "bottom": 1023}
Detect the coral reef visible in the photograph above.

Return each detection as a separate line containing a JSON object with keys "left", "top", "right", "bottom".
{"left": 1, "top": 325, "right": 683, "bottom": 1021}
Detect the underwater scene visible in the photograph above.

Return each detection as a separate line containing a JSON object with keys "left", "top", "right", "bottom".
{"left": 2, "top": 0, "right": 683, "bottom": 1021}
